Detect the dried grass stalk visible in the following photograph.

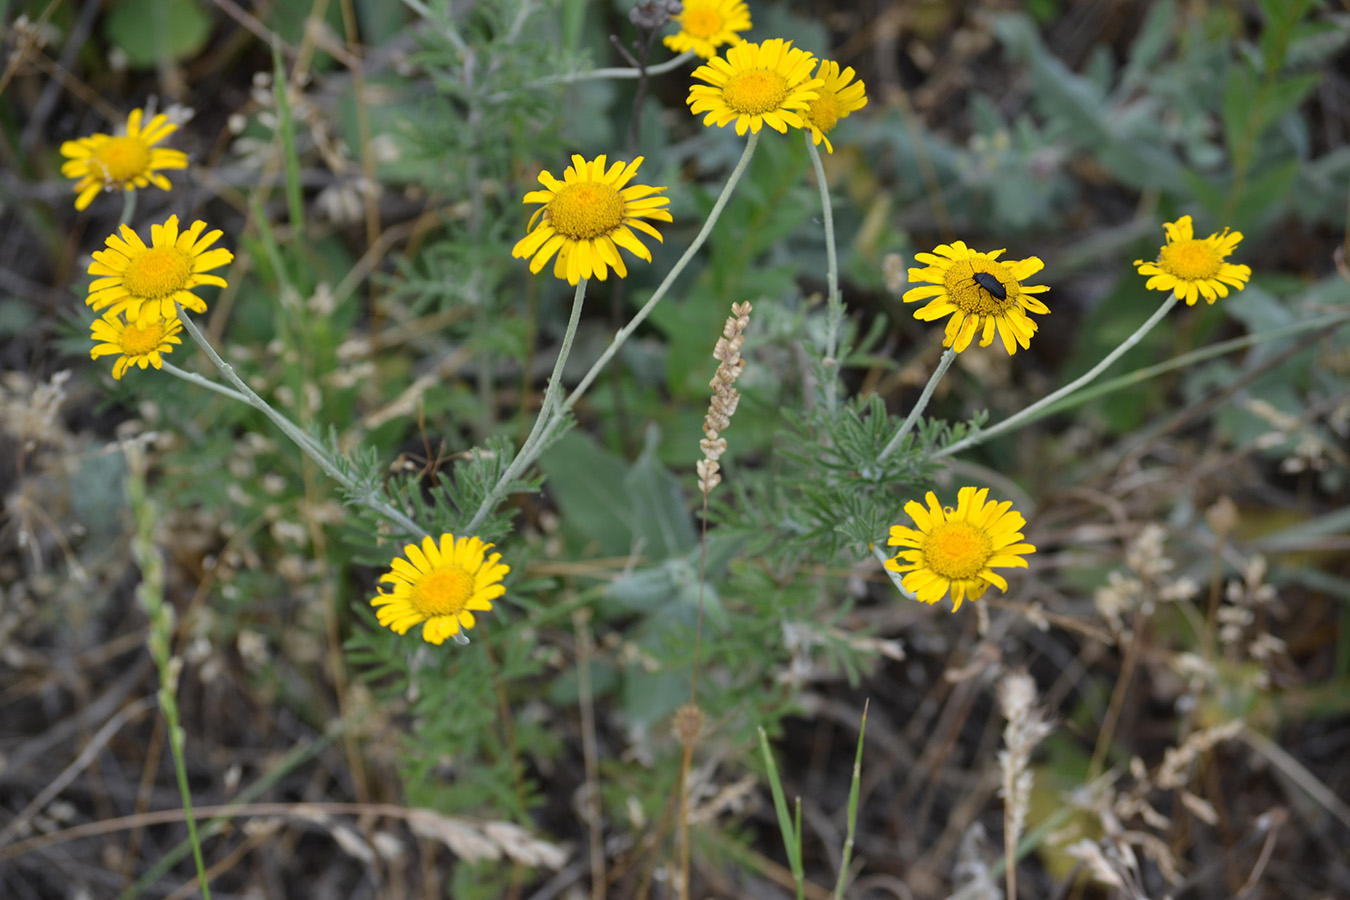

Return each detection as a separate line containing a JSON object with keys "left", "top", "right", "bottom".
{"left": 697, "top": 301, "right": 752, "bottom": 495}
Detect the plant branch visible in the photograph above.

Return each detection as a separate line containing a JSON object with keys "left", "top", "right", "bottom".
{"left": 467, "top": 278, "right": 589, "bottom": 532}
{"left": 806, "top": 136, "right": 844, "bottom": 411}
{"left": 937, "top": 292, "right": 1180, "bottom": 458}
{"left": 175, "top": 308, "right": 427, "bottom": 538}
{"left": 878, "top": 349, "right": 956, "bottom": 462}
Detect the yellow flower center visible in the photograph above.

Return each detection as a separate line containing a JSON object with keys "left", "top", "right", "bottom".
{"left": 923, "top": 519, "right": 993, "bottom": 581}
{"left": 548, "top": 182, "right": 625, "bottom": 240}
{"left": 122, "top": 247, "right": 192, "bottom": 299}
{"left": 120, "top": 319, "right": 170, "bottom": 356}
{"left": 412, "top": 565, "right": 475, "bottom": 617}
{"left": 722, "top": 69, "right": 790, "bottom": 115}
{"left": 806, "top": 88, "right": 841, "bottom": 134}
{"left": 1158, "top": 239, "right": 1221, "bottom": 280}
{"left": 943, "top": 260, "right": 1018, "bottom": 315}
{"left": 682, "top": 8, "right": 723, "bottom": 38}
{"left": 91, "top": 136, "right": 151, "bottom": 183}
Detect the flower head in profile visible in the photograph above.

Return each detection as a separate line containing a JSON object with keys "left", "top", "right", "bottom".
{"left": 802, "top": 59, "right": 868, "bottom": 153}
{"left": 663, "top": 0, "right": 751, "bottom": 60}
{"left": 1134, "top": 215, "right": 1251, "bottom": 306}
{"left": 688, "top": 38, "right": 823, "bottom": 136}
{"left": 903, "top": 242, "right": 1049, "bottom": 354}
{"left": 86, "top": 216, "right": 233, "bottom": 325}
{"left": 512, "top": 154, "right": 672, "bottom": 285}
{"left": 89, "top": 309, "right": 182, "bottom": 379}
{"left": 60, "top": 109, "right": 188, "bottom": 211}
{"left": 371, "top": 534, "right": 509, "bottom": 646}
{"left": 885, "top": 487, "right": 1036, "bottom": 611}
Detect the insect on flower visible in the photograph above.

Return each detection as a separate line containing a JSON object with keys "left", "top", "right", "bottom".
{"left": 903, "top": 241, "right": 1048, "bottom": 355}
{"left": 972, "top": 271, "right": 1007, "bottom": 301}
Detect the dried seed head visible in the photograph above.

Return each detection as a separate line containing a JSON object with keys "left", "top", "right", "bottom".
{"left": 698, "top": 301, "right": 751, "bottom": 496}
{"left": 1126, "top": 524, "right": 1173, "bottom": 580}
{"left": 997, "top": 671, "right": 1053, "bottom": 848}
{"left": 672, "top": 702, "right": 706, "bottom": 746}
{"left": 1205, "top": 495, "right": 1238, "bottom": 537}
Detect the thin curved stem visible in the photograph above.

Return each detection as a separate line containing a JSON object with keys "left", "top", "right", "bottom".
{"left": 936, "top": 292, "right": 1180, "bottom": 459}
{"left": 536, "top": 50, "right": 695, "bottom": 85}
{"left": 564, "top": 132, "right": 760, "bottom": 409}
{"left": 806, "top": 136, "right": 843, "bottom": 411}
{"left": 467, "top": 134, "right": 760, "bottom": 530}
{"left": 161, "top": 360, "right": 250, "bottom": 403}
{"left": 166, "top": 717, "right": 210, "bottom": 899}
{"left": 175, "top": 308, "right": 428, "bottom": 538}
{"left": 872, "top": 543, "right": 915, "bottom": 599}
{"left": 118, "top": 189, "right": 138, "bottom": 227}
{"left": 162, "top": 359, "right": 328, "bottom": 465}
{"left": 878, "top": 349, "right": 956, "bottom": 462}
{"left": 126, "top": 458, "right": 211, "bottom": 899}
{"left": 467, "top": 278, "right": 589, "bottom": 532}
{"left": 1013, "top": 308, "right": 1350, "bottom": 420}
{"left": 519, "top": 278, "right": 589, "bottom": 464}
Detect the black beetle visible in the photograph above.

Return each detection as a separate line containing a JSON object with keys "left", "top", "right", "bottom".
{"left": 972, "top": 271, "right": 1007, "bottom": 301}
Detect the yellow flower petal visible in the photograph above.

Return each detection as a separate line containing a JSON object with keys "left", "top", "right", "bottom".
{"left": 369, "top": 533, "right": 510, "bottom": 646}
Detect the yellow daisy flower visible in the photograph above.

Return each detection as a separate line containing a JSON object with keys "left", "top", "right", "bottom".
{"left": 902, "top": 241, "right": 1050, "bottom": 355}
{"left": 86, "top": 216, "right": 233, "bottom": 325}
{"left": 1133, "top": 215, "right": 1251, "bottom": 306}
{"left": 511, "top": 154, "right": 672, "bottom": 285}
{"left": 802, "top": 59, "right": 868, "bottom": 153}
{"left": 663, "top": 0, "right": 751, "bottom": 60}
{"left": 371, "top": 533, "right": 509, "bottom": 646}
{"left": 688, "top": 38, "right": 824, "bottom": 136}
{"left": 885, "top": 487, "right": 1036, "bottom": 611}
{"left": 89, "top": 309, "right": 183, "bottom": 380}
{"left": 60, "top": 108, "right": 188, "bottom": 211}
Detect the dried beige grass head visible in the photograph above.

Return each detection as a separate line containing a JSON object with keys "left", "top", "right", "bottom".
{"left": 697, "top": 301, "right": 751, "bottom": 495}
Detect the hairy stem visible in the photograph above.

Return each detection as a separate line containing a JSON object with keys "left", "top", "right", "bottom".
{"left": 466, "top": 277, "right": 588, "bottom": 532}
{"left": 806, "top": 136, "right": 844, "bottom": 411}
{"left": 937, "top": 292, "right": 1180, "bottom": 458}
{"left": 469, "top": 134, "right": 761, "bottom": 528}
{"left": 878, "top": 349, "right": 956, "bottom": 462}
{"left": 176, "top": 308, "right": 427, "bottom": 538}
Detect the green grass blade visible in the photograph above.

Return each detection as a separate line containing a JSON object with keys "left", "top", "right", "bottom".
{"left": 833, "top": 700, "right": 868, "bottom": 899}
{"left": 757, "top": 726, "right": 804, "bottom": 896}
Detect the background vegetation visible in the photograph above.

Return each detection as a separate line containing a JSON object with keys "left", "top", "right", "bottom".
{"left": 1, "top": 1, "right": 1348, "bottom": 898}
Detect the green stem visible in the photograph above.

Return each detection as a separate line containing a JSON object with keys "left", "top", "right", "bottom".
{"left": 126, "top": 452, "right": 210, "bottom": 899}
{"left": 161, "top": 360, "right": 250, "bottom": 403}
{"left": 534, "top": 50, "right": 695, "bottom": 86}
{"left": 118, "top": 189, "right": 138, "bottom": 227}
{"left": 565, "top": 133, "right": 760, "bottom": 409}
{"left": 1018, "top": 308, "right": 1350, "bottom": 422}
{"left": 117, "top": 728, "right": 344, "bottom": 900}
{"left": 936, "top": 291, "right": 1180, "bottom": 459}
{"left": 878, "top": 349, "right": 956, "bottom": 462}
{"left": 806, "top": 136, "right": 843, "bottom": 411}
{"left": 175, "top": 308, "right": 428, "bottom": 539}
{"left": 832, "top": 702, "right": 868, "bottom": 900}
{"left": 468, "top": 133, "right": 760, "bottom": 530}
{"left": 872, "top": 543, "right": 914, "bottom": 599}
{"left": 165, "top": 717, "right": 210, "bottom": 898}
{"left": 758, "top": 726, "right": 805, "bottom": 898}
{"left": 467, "top": 278, "right": 588, "bottom": 532}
